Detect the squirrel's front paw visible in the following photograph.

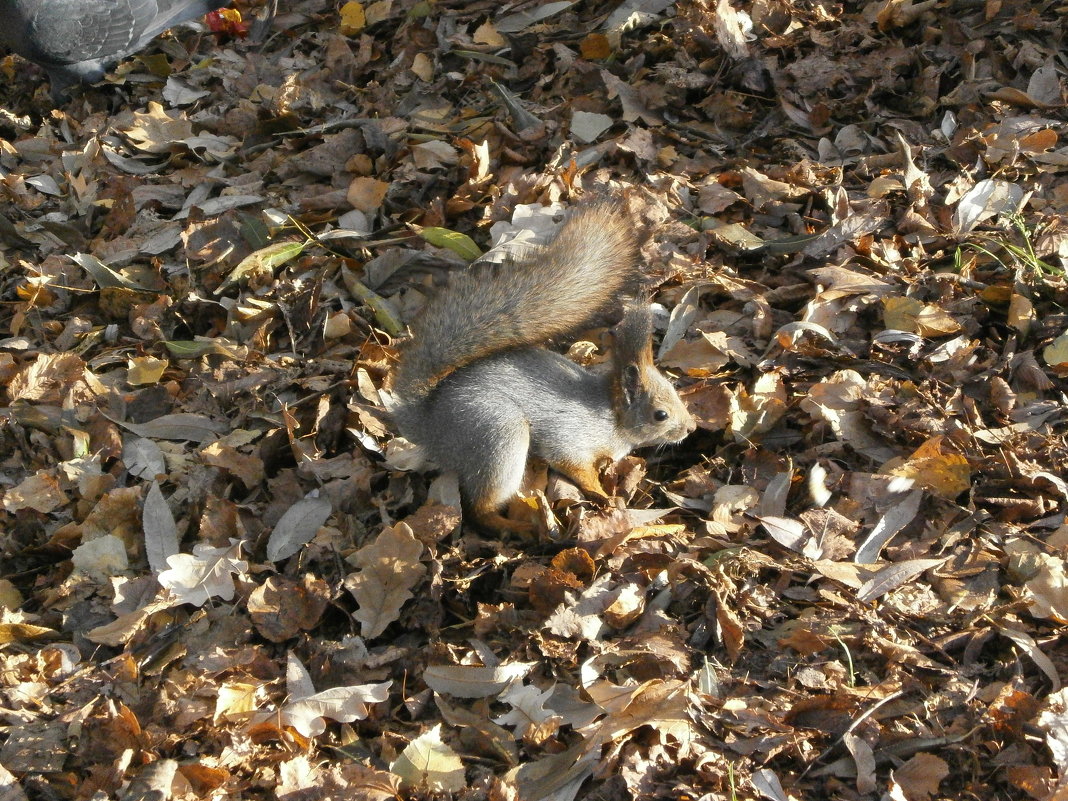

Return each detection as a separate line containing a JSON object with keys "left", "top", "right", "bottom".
{"left": 551, "top": 459, "right": 613, "bottom": 504}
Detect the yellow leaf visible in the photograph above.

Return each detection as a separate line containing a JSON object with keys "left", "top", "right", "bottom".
{"left": 366, "top": 0, "right": 392, "bottom": 24}
{"left": 411, "top": 52, "right": 433, "bottom": 82}
{"left": 215, "top": 682, "right": 261, "bottom": 723}
{"left": 217, "top": 240, "right": 306, "bottom": 294}
{"left": 980, "top": 285, "right": 1012, "bottom": 306}
{"left": 883, "top": 296, "right": 923, "bottom": 332}
{"left": 473, "top": 20, "right": 505, "bottom": 47}
{"left": 1043, "top": 332, "right": 1068, "bottom": 373}
{"left": 913, "top": 304, "right": 961, "bottom": 336}
{"left": 886, "top": 436, "right": 971, "bottom": 499}
{"left": 884, "top": 296, "right": 960, "bottom": 337}
{"left": 0, "top": 579, "right": 23, "bottom": 610}
{"left": 0, "top": 623, "right": 55, "bottom": 644}
{"left": 1007, "top": 293, "right": 1034, "bottom": 336}
{"left": 339, "top": 1, "right": 365, "bottom": 35}
{"left": 127, "top": 356, "right": 168, "bottom": 386}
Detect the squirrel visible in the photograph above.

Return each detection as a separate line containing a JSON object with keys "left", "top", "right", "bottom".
{"left": 391, "top": 200, "right": 696, "bottom": 532}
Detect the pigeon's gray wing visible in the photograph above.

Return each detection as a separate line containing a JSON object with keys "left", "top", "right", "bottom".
{"left": 0, "top": 0, "right": 227, "bottom": 93}
{"left": 130, "top": 0, "right": 229, "bottom": 54}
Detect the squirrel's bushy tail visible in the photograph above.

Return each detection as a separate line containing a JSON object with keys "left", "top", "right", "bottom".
{"left": 394, "top": 201, "right": 644, "bottom": 400}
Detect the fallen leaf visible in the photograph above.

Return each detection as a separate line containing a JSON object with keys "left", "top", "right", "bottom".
{"left": 275, "top": 652, "right": 391, "bottom": 737}
{"left": 344, "top": 523, "right": 427, "bottom": 638}
{"left": 892, "top": 753, "right": 949, "bottom": 801}
{"left": 157, "top": 541, "right": 247, "bottom": 606}
{"left": 143, "top": 480, "right": 179, "bottom": 574}
{"left": 266, "top": 496, "right": 332, "bottom": 562}
{"left": 390, "top": 724, "right": 466, "bottom": 792}
{"left": 424, "top": 662, "right": 534, "bottom": 698}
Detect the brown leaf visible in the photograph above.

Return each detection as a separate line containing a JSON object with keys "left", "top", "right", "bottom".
{"left": 346, "top": 177, "right": 389, "bottom": 212}
{"left": 6, "top": 352, "right": 85, "bottom": 403}
{"left": 248, "top": 575, "right": 330, "bottom": 642}
{"left": 550, "top": 547, "right": 595, "bottom": 584}
{"left": 344, "top": 523, "right": 427, "bottom": 638}
{"left": 892, "top": 753, "right": 949, "bottom": 801}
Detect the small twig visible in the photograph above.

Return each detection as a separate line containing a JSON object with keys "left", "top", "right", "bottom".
{"left": 242, "top": 117, "right": 376, "bottom": 155}
{"left": 797, "top": 690, "right": 905, "bottom": 779}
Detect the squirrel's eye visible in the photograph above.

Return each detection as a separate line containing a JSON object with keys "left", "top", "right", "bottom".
{"left": 653, "top": 409, "right": 669, "bottom": 422}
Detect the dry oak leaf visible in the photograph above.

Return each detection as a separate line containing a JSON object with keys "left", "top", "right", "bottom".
{"left": 581, "top": 678, "right": 696, "bottom": 753}
{"left": 473, "top": 19, "right": 505, "bottom": 47}
{"left": 1035, "top": 686, "right": 1068, "bottom": 783}
{"left": 883, "top": 296, "right": 961, "bottom": 337}
{"left": 347, "top": 176, "right": 389, "bottom": 212}
{"left": 71, "top": 534, "right": 129, "bottom": 582}
{"left": 660, "top": 333, "right": 733, "bottom": 376}
{"left": 178, "top": 763, "right": 228, "bottom": 796}
{"left": 544, "top": 575, "right": 618, "bottom": 641}
{"left": 2, "top": 470, "right": 67, "bottom": 514}
{"left": 270, "top": 652, "right": 392, "bottom": 738}
{"left": 344, "top": 522, "right": 427, "bottom": 638}
{"left": 401, "top": 501, "right": 462, "bottom": 544}
{"left": 121, "top": 102, "right": 194, "bottom": 153}
{"left": 728, "top": 371, "right": 787, "bottom": 442}
{"left": 390, "top": 724, "right": 466, "bottom": 793}
{"left": 157, "top": 541, "right": 248, "bottom": 606}
{"left": 201, "top": 442, "right": 265, "bottom": 489}
{"left": 494, "top": 682, "right": 564, "bottom": 741}
{"left": 1024, "top": 553, "right": 1068, "bottom": 624}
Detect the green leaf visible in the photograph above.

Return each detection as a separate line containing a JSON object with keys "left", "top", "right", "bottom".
{"left": 163, "top": 339, "right": 244, "bottom": 359}
{"left": 249, "top": 240, "right": 307, "bottom": 270}
{"left": 216, "top": 240, "right": 307, "bottom": 294}
{"left": 417, "top": 227, "right": 483, "bottom": 261}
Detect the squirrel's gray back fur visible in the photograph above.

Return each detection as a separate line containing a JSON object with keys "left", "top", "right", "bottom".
{"left": 393, "top": 201, "right": 643, "bottom": 403}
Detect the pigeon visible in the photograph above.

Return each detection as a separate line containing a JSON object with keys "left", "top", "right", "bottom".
{"left": 0, "top": 0, "right": 230, "bottom": 99}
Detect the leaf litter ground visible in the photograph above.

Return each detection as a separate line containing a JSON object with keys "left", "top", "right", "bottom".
{"left": 1, "top": 0, "right": 1068, "bottom": 799}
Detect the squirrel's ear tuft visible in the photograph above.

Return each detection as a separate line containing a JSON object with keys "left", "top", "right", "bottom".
{"left": 613, "top": 301, "right": 654, "bottom": 370}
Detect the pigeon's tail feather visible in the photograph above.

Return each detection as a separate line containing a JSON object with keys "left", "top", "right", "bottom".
{"left": 45, "top": 62, "right": 107, "bottom": 102}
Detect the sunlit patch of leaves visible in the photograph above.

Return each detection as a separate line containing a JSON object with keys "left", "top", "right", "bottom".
{"left": 2, "top": 0, "right": 1068, "bottom": 799}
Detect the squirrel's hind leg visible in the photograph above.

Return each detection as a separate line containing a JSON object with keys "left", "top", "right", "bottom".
{"left": 461, "top": 419, "right": 534, "bottom": 533}
{"left": 468, "top": 504, "right": 536, "bottom": 534}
